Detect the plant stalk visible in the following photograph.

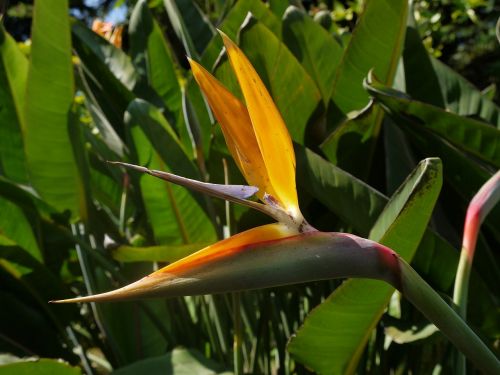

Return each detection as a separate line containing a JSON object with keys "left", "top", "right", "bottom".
{"left": 232, "top": 292, "right": 243, "bottom": 375}
{"left": 399, "top": 259, "right": 499, "bottom": 374}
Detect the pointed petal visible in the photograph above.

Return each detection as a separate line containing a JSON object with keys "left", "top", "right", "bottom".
{"left": 51, "top": 223, "right": 299, "bottom": 303}
{"left": 109, "top": 161, "right": 258, "bottom": 199}
{"left": 219, "top": 31, "right": 299, "bottom": 216}
{"left": 189, "top": 58, "right": 279, "bottom": 202}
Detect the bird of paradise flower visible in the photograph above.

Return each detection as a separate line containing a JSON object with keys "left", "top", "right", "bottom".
{"left": 52, "top": 32, "right": 499, "bottom": 374}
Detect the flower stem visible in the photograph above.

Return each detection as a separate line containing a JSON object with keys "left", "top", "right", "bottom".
{"left": 398, "top": 258, "right": 499, "bottom": 374}
{"left": 232, "top": 292, "right": 243, "bottom": 375}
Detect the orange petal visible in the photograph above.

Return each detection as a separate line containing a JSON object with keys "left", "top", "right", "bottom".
{"left": 154, "top": 222, "right": 299, "bottom": 275}
{"left": 189, "top": 58, "right": 279, "bottom": 202}
{"left": 219, "top": 31, "right": 299, "bottom": 217}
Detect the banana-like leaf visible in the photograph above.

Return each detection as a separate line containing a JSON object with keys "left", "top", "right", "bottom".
{"left": 322, "top": 0, "right": 408, "bottom": 177}
{"left": 288, "top": 158, "right": 442, "bottom": 374}
{"left": 330, "top": 0, "right": 408, "bottom": 116}
{"left": 164, "top": 0, "right": 215, "bottom": 59}
{"left": 282, "top": 6, "right": 343, "bottom": 102}
{"left": 0, "top": 358, "right": 81, "bottom": 375}
{"left": 129, "top": 0, "right": 182, "bottom": 116}
{"left": 365, "top": 74, "right": 500, "bottom": 168}
{"left": 0, "top": 196, "right": 42, "bottom": 261}
{"left": 24, "top": 0, "right": 85, "bottom": 219}
{"left": 200, "top": 0, "right": 281, "bottom": 69}
{"left": 402, "top": 26, "right": 445, "bottom": 108}
{"left": 295, "top": 145, "right": 386, "bottom": 236}
{"left": 125, "top": 99, "right": 217, "bottom": 244}
{"left": 111, "top": 348, "right": 228, "bottom": 375}
{"left": 320, "top": 101, "right": 381, "bottom": 179}
{"left": 403, "top": 26, "right": 500, "bottom": 128}
{"left": 0, "top": 24, "right": 28, "bottom": 183}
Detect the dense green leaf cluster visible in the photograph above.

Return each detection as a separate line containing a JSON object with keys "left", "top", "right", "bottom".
{"left": 0, "top": 0, "right": 498, "bottom": 374}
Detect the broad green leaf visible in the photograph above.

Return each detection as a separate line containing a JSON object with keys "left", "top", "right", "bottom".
{"left": 366, "top": 76, "right": 500, "bottom": 168}
{"left": 200, "top": 0, "right": 281, "bottom": 69}
{"left": 222, "top": 0, "right": 281, "bottom": 39}
{"left": 236, "top": 17, "right": 321, "bottom": 142}
{"left": 295, "top": 145, "right": 386, "bottom": 236}
{"left": 112, "top": 243, "right": 209, "bottom": 263}
{"left": 320, "top": 102, "right": 382, "bottom": 179}
{"left": 269, "top": 0, "right": 291, "bottom": 17}
{"left": 0, "top": 176, "right": 55, "bottom": 219}
{"left": 129, "top": 0, "right": 182, "bottom": 115}
{"left": 0, "top": 358, "right": 81, "bottom": 375}
{"left": 431, "top": 57, "right": 500, "bottom": 128}
{"left": 0, "top": 288, "right": 72, "bottom": 358}
{"left": 72, "top": 21, "right": 136, "bottom": 134}
{"left": 0, "top": 196, "right": 41, "bottom": 261}
{"left": 73, "top": 22, "right": 139, "bottom": 92}
{"left": 0, "top": 24, "right": 28, "bottom": 183}
{"left": 125, "top": 99, "right": 217, "bottom": 245}
{"left": 402, "top": 26, "right": 445, "bottom": 108}
{"left": 330, "top": 0, "right": 408, "bottom": 115}
{"left": 112, "top": 348, "right": 228, "bottom": 375}
{"left": 73, "top": 22, "right": 163, "bottom": 135}
{"left": 289, "top": 158, "right": 442, "bottom": 374}
{"left": 164, "top": 0, "right": 216, "bottom": 58}
{"left": 322, "top": 0, "right": 407, "bottom": 176}
{"left": 0, "top": 244, "right": 76, "bottom": 325}
{"left": 282, "top": 6, "right": 343, "bottom": 102}
{"left": 403, "top": 26, "right": 500, "bottom": 128}
{"left": 24, "top": 0, "right": 85, "bottom": 218}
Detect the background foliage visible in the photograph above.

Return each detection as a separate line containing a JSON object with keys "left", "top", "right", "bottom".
{"left": 0, "top": 0, "right": 498, "bottom": 374}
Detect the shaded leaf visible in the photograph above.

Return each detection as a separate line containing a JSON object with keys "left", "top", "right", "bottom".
{"left": 320, "top": 101, "right": 381, "bottom": 178}
{"left": 164, "top": 0, "right": 216, "bottom": 58}
{"left": 366, "top": 75, "right": 500, "bottom": 168}
{"left": 0, "top": 358, "right": 80, "bottom": 374}
{"left": 125, "top": 99, "right": 217, "bottom": 245}
{"left": 0, "top": 196, "right": 41, "bottom": 261}
{"left": 112, "top": 347, "right": 228, "bottom": 375}
{"left": 295, "top": 145, "right": 386, "bottom": 236}
{"left": 24, "top": 0, "right": 85, "bottom": 218}
{"left": 282, "top": 6, "right": 343, "bottom": 101}
{"left": 0, "top": 24, "right": 28, "bottom": 183}
{"left": 330, "top": 0, "right": 408, "bottom": 116}
{"left": 130, "top": 0, "right": 182, "bottom": 115}
{"left": 403, "top": 26, "right": 500, "bottom": 128}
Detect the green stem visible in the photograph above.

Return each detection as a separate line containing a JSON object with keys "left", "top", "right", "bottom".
{"left": 232, "top": 292, "right": 243, "bottom": 375}
{"left": 62, "top": 226, "right": 173, "bottom": 344}
{"left": 398, "top": 259, "right": 499, "bottom": 375}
